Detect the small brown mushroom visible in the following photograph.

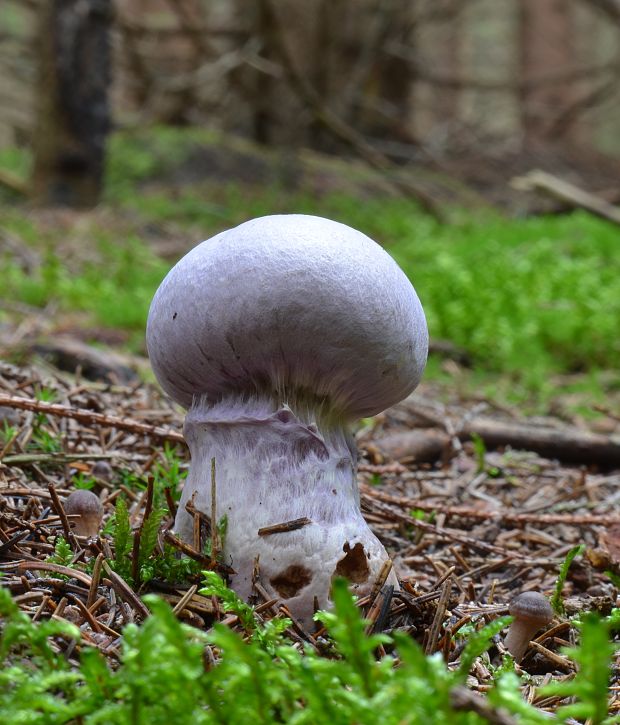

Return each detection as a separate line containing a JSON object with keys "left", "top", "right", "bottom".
{"left": 91, "top": 460, "right": 113, "bottom": 481}
{"left": 504, "top": 591, "right": 553, "bottom": 663}
{"left": 64, "top": 489, "right": 104, "bottom": 538}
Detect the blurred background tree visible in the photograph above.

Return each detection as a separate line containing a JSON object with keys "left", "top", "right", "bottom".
{"left": 1, "top": 0, "right": 619, "bottom": 410}
{"left": 31, "top": 0, "right": 111, "bottom": 206}
{"left": 1, "top": 0, "right": 619, "bottom": 208}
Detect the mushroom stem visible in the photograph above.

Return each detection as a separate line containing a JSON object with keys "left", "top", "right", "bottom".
{"left": 504, "top": 591, "right": 553, "bottom": 663}
{"left": 175, "top": 395, "right": 397, "bottom": 626}
{"left": 503, "top": 621, "right": 539, "bottom": 664}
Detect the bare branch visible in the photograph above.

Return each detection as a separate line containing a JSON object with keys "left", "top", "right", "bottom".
{"left": 513, "top": 171, "right": 620, "bottom": 227}
{"left": 548, "top": 77, "right": 619, "bottom": 138}
{"left": 257, "top": 0, "right": 445, "bottom": 220}
{"left": 586, "top": 0, "right": 620, "bottom": 21}
{"left": 388, "top": 41, "right": 619, "bottom": 91}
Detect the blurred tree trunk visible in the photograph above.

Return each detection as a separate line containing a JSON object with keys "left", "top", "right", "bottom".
{"left": 369, "top": 0, "right": 414, "bottom": 142}
{"left": 247, "top": 0, "right": 416, "bottom": 152}
{"left": 413, "top": 0, "right": 461, "bottom": 150}
{"left": 31, "top": 0, "right": 112, "bottom": 207}
{"left": 519, "top": 0, "right": 576, "bottom": 146}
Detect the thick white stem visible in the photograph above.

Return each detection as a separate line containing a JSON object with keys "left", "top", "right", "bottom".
{"left": 174, "top": 396, "right": 397, "bottom": 626}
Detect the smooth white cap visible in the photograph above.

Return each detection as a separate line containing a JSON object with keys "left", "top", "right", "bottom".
{"left": 147, "top": 214, "right": 428, "bottom": 418}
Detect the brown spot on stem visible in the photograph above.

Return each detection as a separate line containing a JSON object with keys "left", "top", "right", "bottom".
{"left": 270, "top": 565, "right": 312, "bottom": 598}
{"left": 334, "top": 542, "right": 370, "bottom": 584}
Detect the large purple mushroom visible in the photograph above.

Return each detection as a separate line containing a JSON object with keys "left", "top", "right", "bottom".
{"left": 147, "top": 214, "right": 428, "bottom": 625}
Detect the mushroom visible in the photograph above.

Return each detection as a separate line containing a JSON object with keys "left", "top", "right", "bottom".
{"left": 64, "top": 489, "right": 104, "bottom": 538}
{"left": 91, "top": 460, "right": 113, "bottom": 482}
{"left": 146, "top": 214, "right": 428, "bottom": 625}
{"left": 504, "top": 591, "right": 553, "bottom": 663}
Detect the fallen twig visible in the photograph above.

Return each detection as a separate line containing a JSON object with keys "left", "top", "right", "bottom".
{"left": 0, "top": 394, "right": 184, "bottom": 444}
{"left": 513, "top": 170, "right": 620, "bottom": 226}
{"left": 102, "top": 561, "right": 151, "bottom": 619}
{"left": 17, "top": 561, "right": 93, "bottom": 586}
{"left": 1, "top": 452, "right": 117, "bottom": 466}
{"left": 257, "top": 517, "right": 312, "bottom": 537}
{"left": 425, "top": 576, "right": 453, "bottom": 654}
{"left": 375, "top": 416, "right": 620, "bottom": 466}
{"left": 368, "top": 499, "right": 534, "bottom": 560}
{"left": 361, "top": 485, "right": 620, "bottom": 526}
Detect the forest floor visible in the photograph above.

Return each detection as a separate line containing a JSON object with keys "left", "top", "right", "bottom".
{"left": 1, "top": 352, "right": 619, "bottom": 719}
{"left": 1, "top": 126, "right": 620, "bottom": 721}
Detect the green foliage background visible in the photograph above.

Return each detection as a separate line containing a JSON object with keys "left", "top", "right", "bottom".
{"left": 0, "top": 127, "right": 619, "bottom": 405}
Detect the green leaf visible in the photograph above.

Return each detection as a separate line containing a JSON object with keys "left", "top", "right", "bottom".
{"left": 314, "top": 578, "right": 388, "bottom": 698}
{"left": 113, "top": 495, "right": 133, "bottom": 581}
{"left": 200, "top": 570, "right": 257, "bottom": 632}
{"left": 541, "top": 613, "right": 613, "bottom": 725}
{"left": 551, "top": 544, "right": 585, "bottom": 615}
{"left": 138, "top": 507, "right": 164, "bottom": 569}
{"left": 455, "top": 615, "right": 512, "bottom": 682}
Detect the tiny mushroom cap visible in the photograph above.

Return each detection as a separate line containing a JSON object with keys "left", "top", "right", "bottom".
{"left": 146, "top": 214, "right": 429, "bottom": 625}
{"left": 91, "top": 460, "right": 113, "bottom": 481}
{"left": 504, "top": 591, "right": 554, "bottom": 663}
{"left": 64, "top": 489, "right": 104, "bottom": 538}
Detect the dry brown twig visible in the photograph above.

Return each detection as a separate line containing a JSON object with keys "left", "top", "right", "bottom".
{"left": 376, "top": 414, "right": 620, "bottom": 466}
{"left": 512, "top": 171, "right": 620, "bottom": 227}
{"left": 0, "top": 394, "right": 184, "bottom": 445}
{"left": 361, "top": 485, "right": 620, "bottom": 527}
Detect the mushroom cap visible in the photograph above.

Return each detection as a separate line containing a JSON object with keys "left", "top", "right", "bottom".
{"left": 508, "top": 591, "right": 553, "bottom": 625}
{"left": 64, "top": 489, "right": 104, "bottom": 537}
{"left": 147, "top": 214, "right": 428, "bottom": 418}
{"left": 91, "top": 460, "right": 113, "bottom": 481}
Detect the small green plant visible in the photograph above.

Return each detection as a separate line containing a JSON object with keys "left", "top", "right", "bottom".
{"left": 28, "top": 426, "right": 62, "bottom": 454}
{"left": 111, "top": 496, "right": 133, "bottom": 582}
{"left": 1, "top": 574, "right": 619, "bottom": 723}
{"left": 45, "top": 536, "right": 74, "bottom": 576}
{"left": 201, "top": 570, "right": 271, "bottom": 634}
{"left": 108, "top": 493, "right": 214, "bottom": 586}
{"left": 71, "top": 472, "right": 96, "bottom": 490}
{"left": 551, "top": 544, "right": 585, "bottom": 615}
{"left": 408, "top": 508, "right": 436, "bottom": 543}
{"left": 34, "top": 387, "right": 57, "bottom": 403}
{"left": 151, "top": 443, "right": 188, "bottom": 504}
{"left": 470, "top": 433, "right": 500, "bottom": 477}
{"left": 117, "top": 468, "right": 148, "bottom": 492}
{"left": 605, "top": 569, "right": 620, "bottom": 589}
{"left": 0, "top": 422, "right": 17, "bottom": 450}
{"left": 115, "top": 446, "right": 187, "bottom": 506}
{"left": 149, "top": 542, "right": 205, "bottom": 583}
{"left": 148, "top": 514, "right": 228, "bottom": 585}
{"left": 135, "top": 505, "right": 166, "bottom": 584}
{"left": 410, "top": 508, "right": 434, "bottom": 523}
{"left": 540, "top": 613, "right": 615, "bottom": 725}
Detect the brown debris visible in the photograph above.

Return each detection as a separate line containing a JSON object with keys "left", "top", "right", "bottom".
{"left": 1, "top": 360, "right": 619, "bottom": 719}
{"left": 257, "top": 517, "right": 313, "bottom": 536}
{"left": 376, "top": 414, "right": 620, "bottom": 466}
{"left": 0, "top": 392, "right": 184, "bottom": 444}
